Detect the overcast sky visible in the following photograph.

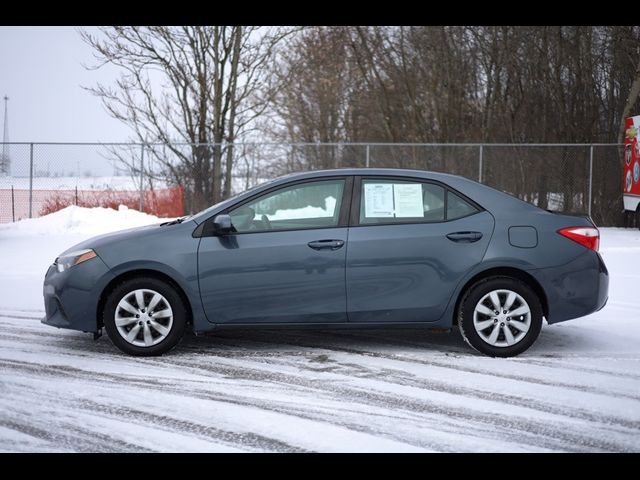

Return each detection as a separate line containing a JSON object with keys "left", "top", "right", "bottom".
{"left": 0, "top": 26, "right": 131, "bottom": 143}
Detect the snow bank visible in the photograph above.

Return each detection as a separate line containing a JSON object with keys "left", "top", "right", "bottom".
{"left": 0, "top": 205, "right": 167, "bottom": 237}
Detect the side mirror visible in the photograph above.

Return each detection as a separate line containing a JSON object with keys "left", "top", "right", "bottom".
{"left": 212, "top": 214, "right": 233, "bottom": 235}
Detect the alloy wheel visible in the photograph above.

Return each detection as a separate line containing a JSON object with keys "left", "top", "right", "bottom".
{"left": 114, "top": 289, "right": 174, "bottom": 347}
{"left": 473, "top": 289, "right": 531, "bottom": 347}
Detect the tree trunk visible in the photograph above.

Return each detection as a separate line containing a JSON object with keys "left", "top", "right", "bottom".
{"left": 223, "top": 27, "right": 243, "bottom": 199}
{"left": 618, "top": 60, "right": 640, "bottom": 144}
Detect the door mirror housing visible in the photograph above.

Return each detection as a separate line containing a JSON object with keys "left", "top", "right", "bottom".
{"left": 212, "top": 214, "right": 233, "bottom": 235}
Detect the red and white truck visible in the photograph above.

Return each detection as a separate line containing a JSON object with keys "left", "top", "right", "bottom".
{"left": 623, "top": 115, "right": 640, "bottom": 225}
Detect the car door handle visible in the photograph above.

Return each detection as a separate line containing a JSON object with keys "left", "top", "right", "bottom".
{"left": 446, "top": 231, "right": 483, "bottom": 243}
{"left": 307, "top": 239, "right": 345, "bottom": 251}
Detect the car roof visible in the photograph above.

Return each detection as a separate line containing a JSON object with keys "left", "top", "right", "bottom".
{"left": 275, "top": 168, "right": 463, "bottom": 183}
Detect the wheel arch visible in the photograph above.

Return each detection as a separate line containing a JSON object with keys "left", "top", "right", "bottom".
{"left": 452, "top": 267, "right": 549, "bottom": 324}
{"left": 97, "top": 269, "right": 194, "bottom": 329}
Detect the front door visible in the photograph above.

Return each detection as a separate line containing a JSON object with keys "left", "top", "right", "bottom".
{"left": 198, "top": 177, "right": 351, "bottom": 324}
{"left": 346, "top": 176, "right": 494, "bottom": 323}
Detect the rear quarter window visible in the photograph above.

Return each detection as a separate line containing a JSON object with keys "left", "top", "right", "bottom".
{"left": 447, "top": 191, "right": 479, "bottom": 220}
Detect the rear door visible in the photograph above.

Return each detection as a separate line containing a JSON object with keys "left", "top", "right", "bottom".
{"left": 346, "top": 176, "right": 494, "bottom": 323}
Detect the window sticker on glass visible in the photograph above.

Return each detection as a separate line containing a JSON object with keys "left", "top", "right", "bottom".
{"left": 364, "top": 183, "right": 394, "bottom": 217}
{"left": 393, "top": 183, "right": 424, "bottom": 217}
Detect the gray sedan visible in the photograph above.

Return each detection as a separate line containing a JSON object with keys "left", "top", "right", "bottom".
{"left": 42, "top": 168, "right": 609, "bottom": 357}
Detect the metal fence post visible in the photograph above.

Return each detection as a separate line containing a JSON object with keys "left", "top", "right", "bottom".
{"left": 478, "top": 144, "right": 483, "bottom": 183}
{"left": 11, "top": 184, "right": 15, "bottom": 222}
{"left": 139, "top": 144, "right": 145, "bottom": 213}
{"left": 365, "top": 144, "right": 370, "bottom": 168}
{"left": 28, "top": 143, "right": 33, "bottom": 218}
{"left": 588, "top": 144, "right": 594, "bottom": 217}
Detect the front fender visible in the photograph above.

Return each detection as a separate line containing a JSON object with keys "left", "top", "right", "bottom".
{"left": 104, "top": 260, "right": 210, "bottom": 332}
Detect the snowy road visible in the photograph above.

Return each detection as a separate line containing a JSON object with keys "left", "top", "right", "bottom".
{"left": 1, "top": 209, "right": 639, "bottom": 452}
{"left": 1, "top": 311, "right": 640, "bottom": 452}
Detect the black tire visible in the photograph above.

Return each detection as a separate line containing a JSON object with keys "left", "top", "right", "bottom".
{"left": 103, "top": 276, "right": 186, "bottom": 356}
{"left": 458, "top": 276, "right": 543, "bottom": 357}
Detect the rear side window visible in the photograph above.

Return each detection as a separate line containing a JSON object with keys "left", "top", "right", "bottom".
{"left": 359, "top": 178, "right": 480, "bottom": 225}
{"left": 447, "top": 191, "right": 479, "bottom": 220}
{"left": 359, "top": 179, "right": 445, "bottom": 224}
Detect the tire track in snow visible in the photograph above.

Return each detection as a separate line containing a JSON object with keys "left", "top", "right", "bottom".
{"left": 2, "top": 316, "right": 640, "bottom": 452}
{"left": 156, "top": 353, "right": 640, "bottom": 452}
{"left": 0, "top": 417, "right": 153, "bottom": 453}
{"left": 2, "top": 349, "right": 636, "bottom": 452}
{"left": 198, "top": 329, "right": 640, "bottom": 402}
{"left": 73, "top": 400, "right": 309, "bottom": 453}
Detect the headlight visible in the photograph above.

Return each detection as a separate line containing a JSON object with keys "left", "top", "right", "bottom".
{"left": 55, "top": 249, "right": 97, "bottom": 273}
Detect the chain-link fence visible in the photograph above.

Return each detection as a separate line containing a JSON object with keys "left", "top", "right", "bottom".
{"left": 0, "top": 142, "right": 624, "bottom": 226}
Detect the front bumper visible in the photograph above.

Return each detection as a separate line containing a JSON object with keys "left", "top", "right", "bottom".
{"left": 42, "top": 254, "right": 115, "bottom": 333}
{"left": 528, "top": 249, "right": 609, "bottom": 324}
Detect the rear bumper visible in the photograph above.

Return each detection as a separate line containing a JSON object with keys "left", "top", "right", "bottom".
{"left": 528, "top": 250, "right": 609, "bottom": 324}
{"left": 42, "top": 255, "right": 115, "bottom": 333}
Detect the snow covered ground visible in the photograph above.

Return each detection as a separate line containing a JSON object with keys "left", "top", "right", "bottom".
{"left": 0, "top": 207, "right": 639, "bottom": 452}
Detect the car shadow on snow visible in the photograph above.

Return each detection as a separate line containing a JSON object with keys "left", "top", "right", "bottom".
{"left": 50, "top": 321, "right": 606, "bottom": 359}
{"left": 177, "top": 323, "right": 607, "bottom": 359}
{"left": 35, "top": 326, "right": 463, "bottom": 358}
{"left": 179, "top": 327, "right": 472, "bottom": 356}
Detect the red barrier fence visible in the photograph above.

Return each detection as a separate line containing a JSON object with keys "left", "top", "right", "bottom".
{"left": 0, "top": 186, "right": 184, "bottom": 223}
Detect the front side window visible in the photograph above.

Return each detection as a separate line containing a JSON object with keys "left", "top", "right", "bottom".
{"left": 229, "top": 179, "right": 345, "bottom": 233}
{"left": 360, "top": 179, "right": 446, "bottom": 224}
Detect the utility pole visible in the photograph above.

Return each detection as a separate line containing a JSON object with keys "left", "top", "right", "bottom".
{"left": 1, "top": 95, "right": 9, "bottom": 176}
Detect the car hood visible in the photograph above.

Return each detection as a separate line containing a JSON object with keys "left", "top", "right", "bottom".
{"left": 58, "top": 223, "right": 168, "bottom": 257}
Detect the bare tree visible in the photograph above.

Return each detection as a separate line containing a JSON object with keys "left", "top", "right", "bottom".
{"left": 81, "top": 26, "right": 292, "bottom": 211}
{"left": 260, "top": 26, "right": 640, "bottom": 226}
{"left": 617, "top": 46, "right": 640, "bottom": 144}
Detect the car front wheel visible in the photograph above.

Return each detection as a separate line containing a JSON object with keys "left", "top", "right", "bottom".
{"left": 103, "top": 276, "right": 186, "bottom": 356}
{"left": 458, "top": 277, "right": 543, "bottom": 357}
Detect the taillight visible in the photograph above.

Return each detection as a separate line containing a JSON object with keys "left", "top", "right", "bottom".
{"left": 558, "top": 227, "right": 600, "bottom": 252}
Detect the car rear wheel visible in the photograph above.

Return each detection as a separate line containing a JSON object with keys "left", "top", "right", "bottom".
{"left": 458, "top": 277, "right": 543, "bottom": 357}
{"left": 103, "top": 276, "right": 186, "bottom": 356}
